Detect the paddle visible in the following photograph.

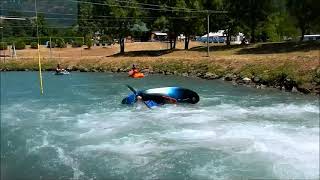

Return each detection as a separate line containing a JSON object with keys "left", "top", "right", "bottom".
{"left": 126, "top": 85, "right": 151, "bottom": 109}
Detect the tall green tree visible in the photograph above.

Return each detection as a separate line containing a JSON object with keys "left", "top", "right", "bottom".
{"left": 78, "top": 0, "right": 95, "bottom": 37}
{"left": 240, "top": 0, "right": 274, "bottom": 43}
{"left": 92, "top": 0, "right": 141, "bottom": 54}
{"left": 181, "top": 0, "right": 205, "bottom": 49}
{"left": 287, "top": 0, "right": 320, "bottom": 41}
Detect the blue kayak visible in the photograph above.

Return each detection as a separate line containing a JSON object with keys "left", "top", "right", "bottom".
{"left": 122, "top": 87, "right": 200, "bottom": 107}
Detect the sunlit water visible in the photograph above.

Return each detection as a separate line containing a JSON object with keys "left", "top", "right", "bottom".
{"left": 1, "top": 72, "right": 319, "bottom": 180}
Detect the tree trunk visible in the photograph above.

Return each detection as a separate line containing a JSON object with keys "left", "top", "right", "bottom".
{"left": 250, "top": 27, "right": 255, "bottom": 43}
{"left": 300, "top": 27, "right": 305, "bottom": 41}
{"left": 173, "top": 35, "right": 176, "bottom": 49}
{"left": 226, "top": 29, "right": 231, "bottom": 46}
{"left": 184, "top": 36, "right": 190, "bottom": 50}
{"left": 170, "top": 38, "right": 173, "bottom": 49}
{"left": 119, "top": 37, "right": 125, "bottom": 54}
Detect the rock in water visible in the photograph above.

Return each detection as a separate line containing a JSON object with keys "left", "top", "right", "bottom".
{"left": 243, "top": 77, "right": 252, "bottom": 84}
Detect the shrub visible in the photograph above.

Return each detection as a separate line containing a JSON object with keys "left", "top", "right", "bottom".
{"left": 86, "top": 39, "right": 93, "bottom": 49}
{"left": 15, "top": 41, "right": 26, "bottom": 50}
{"left": 55, "top": 38, "right": 67, "bottom": 48}
{"left": 30, "top": 42, "right": 38, "bottom": 49}
{"left": 72, "top": 40, "right": 83, "bottom": 48}
{"left": 0, "top": 42, "right": 8, "bottom": 50}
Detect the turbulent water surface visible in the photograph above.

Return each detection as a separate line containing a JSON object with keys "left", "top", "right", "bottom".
{"left": 1, "top": 72, "right": 319, "bottom": 180}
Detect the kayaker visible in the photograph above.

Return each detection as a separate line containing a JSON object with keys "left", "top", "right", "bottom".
{"left": 56, "top": 63, "right": 66, "bottom": 73}
{"left": 128, "top": 64, "right": 139, "bottom": 77}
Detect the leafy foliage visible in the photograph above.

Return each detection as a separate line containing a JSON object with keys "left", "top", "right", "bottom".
{"left": 0, "top": 42, "right": 8, "bottom": 50}
{"left": 30, "top": 42, "right": 38, "bottom": 49}
{"left": 14, "top": 40, "right": 26, "bottom": 50}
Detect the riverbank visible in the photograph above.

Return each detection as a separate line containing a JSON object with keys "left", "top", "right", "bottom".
{"left": 1, "top": 41, "right": 319, "bottom": 94}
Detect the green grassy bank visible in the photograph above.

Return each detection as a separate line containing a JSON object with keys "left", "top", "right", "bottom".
{"left": 1, "top": 54, "right": 319, "bottom": 95}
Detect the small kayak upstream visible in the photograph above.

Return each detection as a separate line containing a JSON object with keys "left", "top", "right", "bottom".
{"left": 54, "top": 70, "right": 70, "bottom": 75}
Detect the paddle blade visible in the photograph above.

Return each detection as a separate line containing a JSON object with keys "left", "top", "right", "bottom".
{"left": 126, "top": 85, "right": 137, "bottom": 95}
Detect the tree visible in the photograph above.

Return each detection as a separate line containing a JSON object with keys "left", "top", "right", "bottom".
{"left": 223, "top": 0, "right": 243, "bottom": 45}
{"left": 181, "top": 0, "right": 205, "bottom": 50}
{"left": 91, "top": 0, "right": 142, "bottom": 54}
{"left": 78, "top": 0, "right": 96, "bottom": 37}
{"left": 287, "top": 0, "right": 320, "bottom": 41}
{"left": 240, "top": 0, "right": 274, "bottom": 43}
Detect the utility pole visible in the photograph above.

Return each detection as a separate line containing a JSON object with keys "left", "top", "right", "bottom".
{"left": 207, "top": 12, "right": 210, "bottom": 57}
{"left": 49, "top": 37, "right": 52, "bottom": 59}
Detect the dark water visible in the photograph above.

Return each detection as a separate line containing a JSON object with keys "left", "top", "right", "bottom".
{"left": 1, "top": 72, "right": 319, "bottom": 180}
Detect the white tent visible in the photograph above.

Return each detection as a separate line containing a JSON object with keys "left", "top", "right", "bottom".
{"left": 202, "top": 30, "right": 225, "bottom": 37}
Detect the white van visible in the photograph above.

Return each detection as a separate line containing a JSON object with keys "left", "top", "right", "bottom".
{"left": 302, "top": 34, "right": 320, "bottom": 41}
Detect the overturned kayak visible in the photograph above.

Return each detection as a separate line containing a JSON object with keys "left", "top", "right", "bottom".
{"left": 122, "top": 86, "right": 199, "bottom": 107}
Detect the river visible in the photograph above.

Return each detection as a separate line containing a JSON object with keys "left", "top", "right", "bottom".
{"left": 1, "top": 72, "right": 319, "bottom": 179}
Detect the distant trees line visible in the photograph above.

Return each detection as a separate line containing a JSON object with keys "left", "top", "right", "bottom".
{"left": 1, "top": 0, "right": 319, "bottom": 53}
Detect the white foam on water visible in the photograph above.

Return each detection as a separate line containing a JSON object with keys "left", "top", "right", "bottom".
{"left": 2, "top": 89, "right": 319, "bottom": 180}
{"left": 218, "top": 123, "right": 319, "bottom": 179}
{"left": 56, "top": 147, "right": 84, "bottom": 180}
{"left": 25, "top": 130, "right": 85, "bottom": 180}
{"left": 75, "top": 130, "right": 176, "bottom": 155}
{"left": 190, "top": 161, "right": 228, "bottom": 180}
{"left": 160, "top": 129, "right": 217, "bottom": 142}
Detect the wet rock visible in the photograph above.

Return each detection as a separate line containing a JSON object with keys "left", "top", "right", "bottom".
{"left": 232, "top": 81, "right": 238, "bottom": 86}
{"left": 297, "top": 87, "right": 312, "bottom": 94}
{"left": 165, "top": 71, "right": 173, "bottom": 75}
{"left": 253, "top": 76, "right": 260, "bottom": 83}
{"left": 196, "top": 73, "right": 202, "bottom": 77}
{"left": 204, "top": 72, "right": 219, "bottom": 79}
{"left": 141, "top": 69, "right": 150, "bottom": 73}
{"left": 24, "top": 69, "right": 29, "bottom": 71}
{"left": 243, "top": 77, "right": 251, "bottom": 84}
{"left": 291, "top": 86, "right": 298, "bottom": 93}
{"left": 72, "top": 66, "right": 79, "bottom": 71}
{"left": 80, "top": 68, "right": 89, "bottom": 72}
{"left": 182, "top": 73, "right": 188, "bottom": 77}
{"left": 66, "top": 66, "right": 73, "bottom": 71}
{"left": 224, "top": 73, "right": 233, "bottom": 81}
{"left": 281, "top": 86, "right": 286, "bottom": 91}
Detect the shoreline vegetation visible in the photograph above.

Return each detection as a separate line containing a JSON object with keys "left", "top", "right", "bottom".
{"left": 1, "top": 42, "right": 319, "bottom": 95}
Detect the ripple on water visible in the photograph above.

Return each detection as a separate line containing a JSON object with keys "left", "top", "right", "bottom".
{"left": 1, "top": 72, "right": 319, "bottom": 179}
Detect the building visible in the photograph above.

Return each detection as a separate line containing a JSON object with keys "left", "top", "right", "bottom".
{"left": 150, "top": 31, "right": 168, "bottom": 41}
{"left": 197, "top": 30, "right": 247, "bottom": 44}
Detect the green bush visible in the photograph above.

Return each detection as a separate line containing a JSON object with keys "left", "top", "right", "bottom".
{"left": 0, "top": 42, "right": 8, "bottom": 50}
{"left": 15, "top": 41, "right": 26, "bottom": 50}
{"left": 30, "top": 42, "right": 38, "bottom": 49}
{"left": 86, "top": 39, "right": 93, "bottom": 49}
{"left": 55, "top": 38, "right": 67, "bottom": 48}
{"left": 72, "top": 40, "right": 83, "bottom": 48}
{"left": 313, "top": 68, "right": 320, "bottom": 85}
